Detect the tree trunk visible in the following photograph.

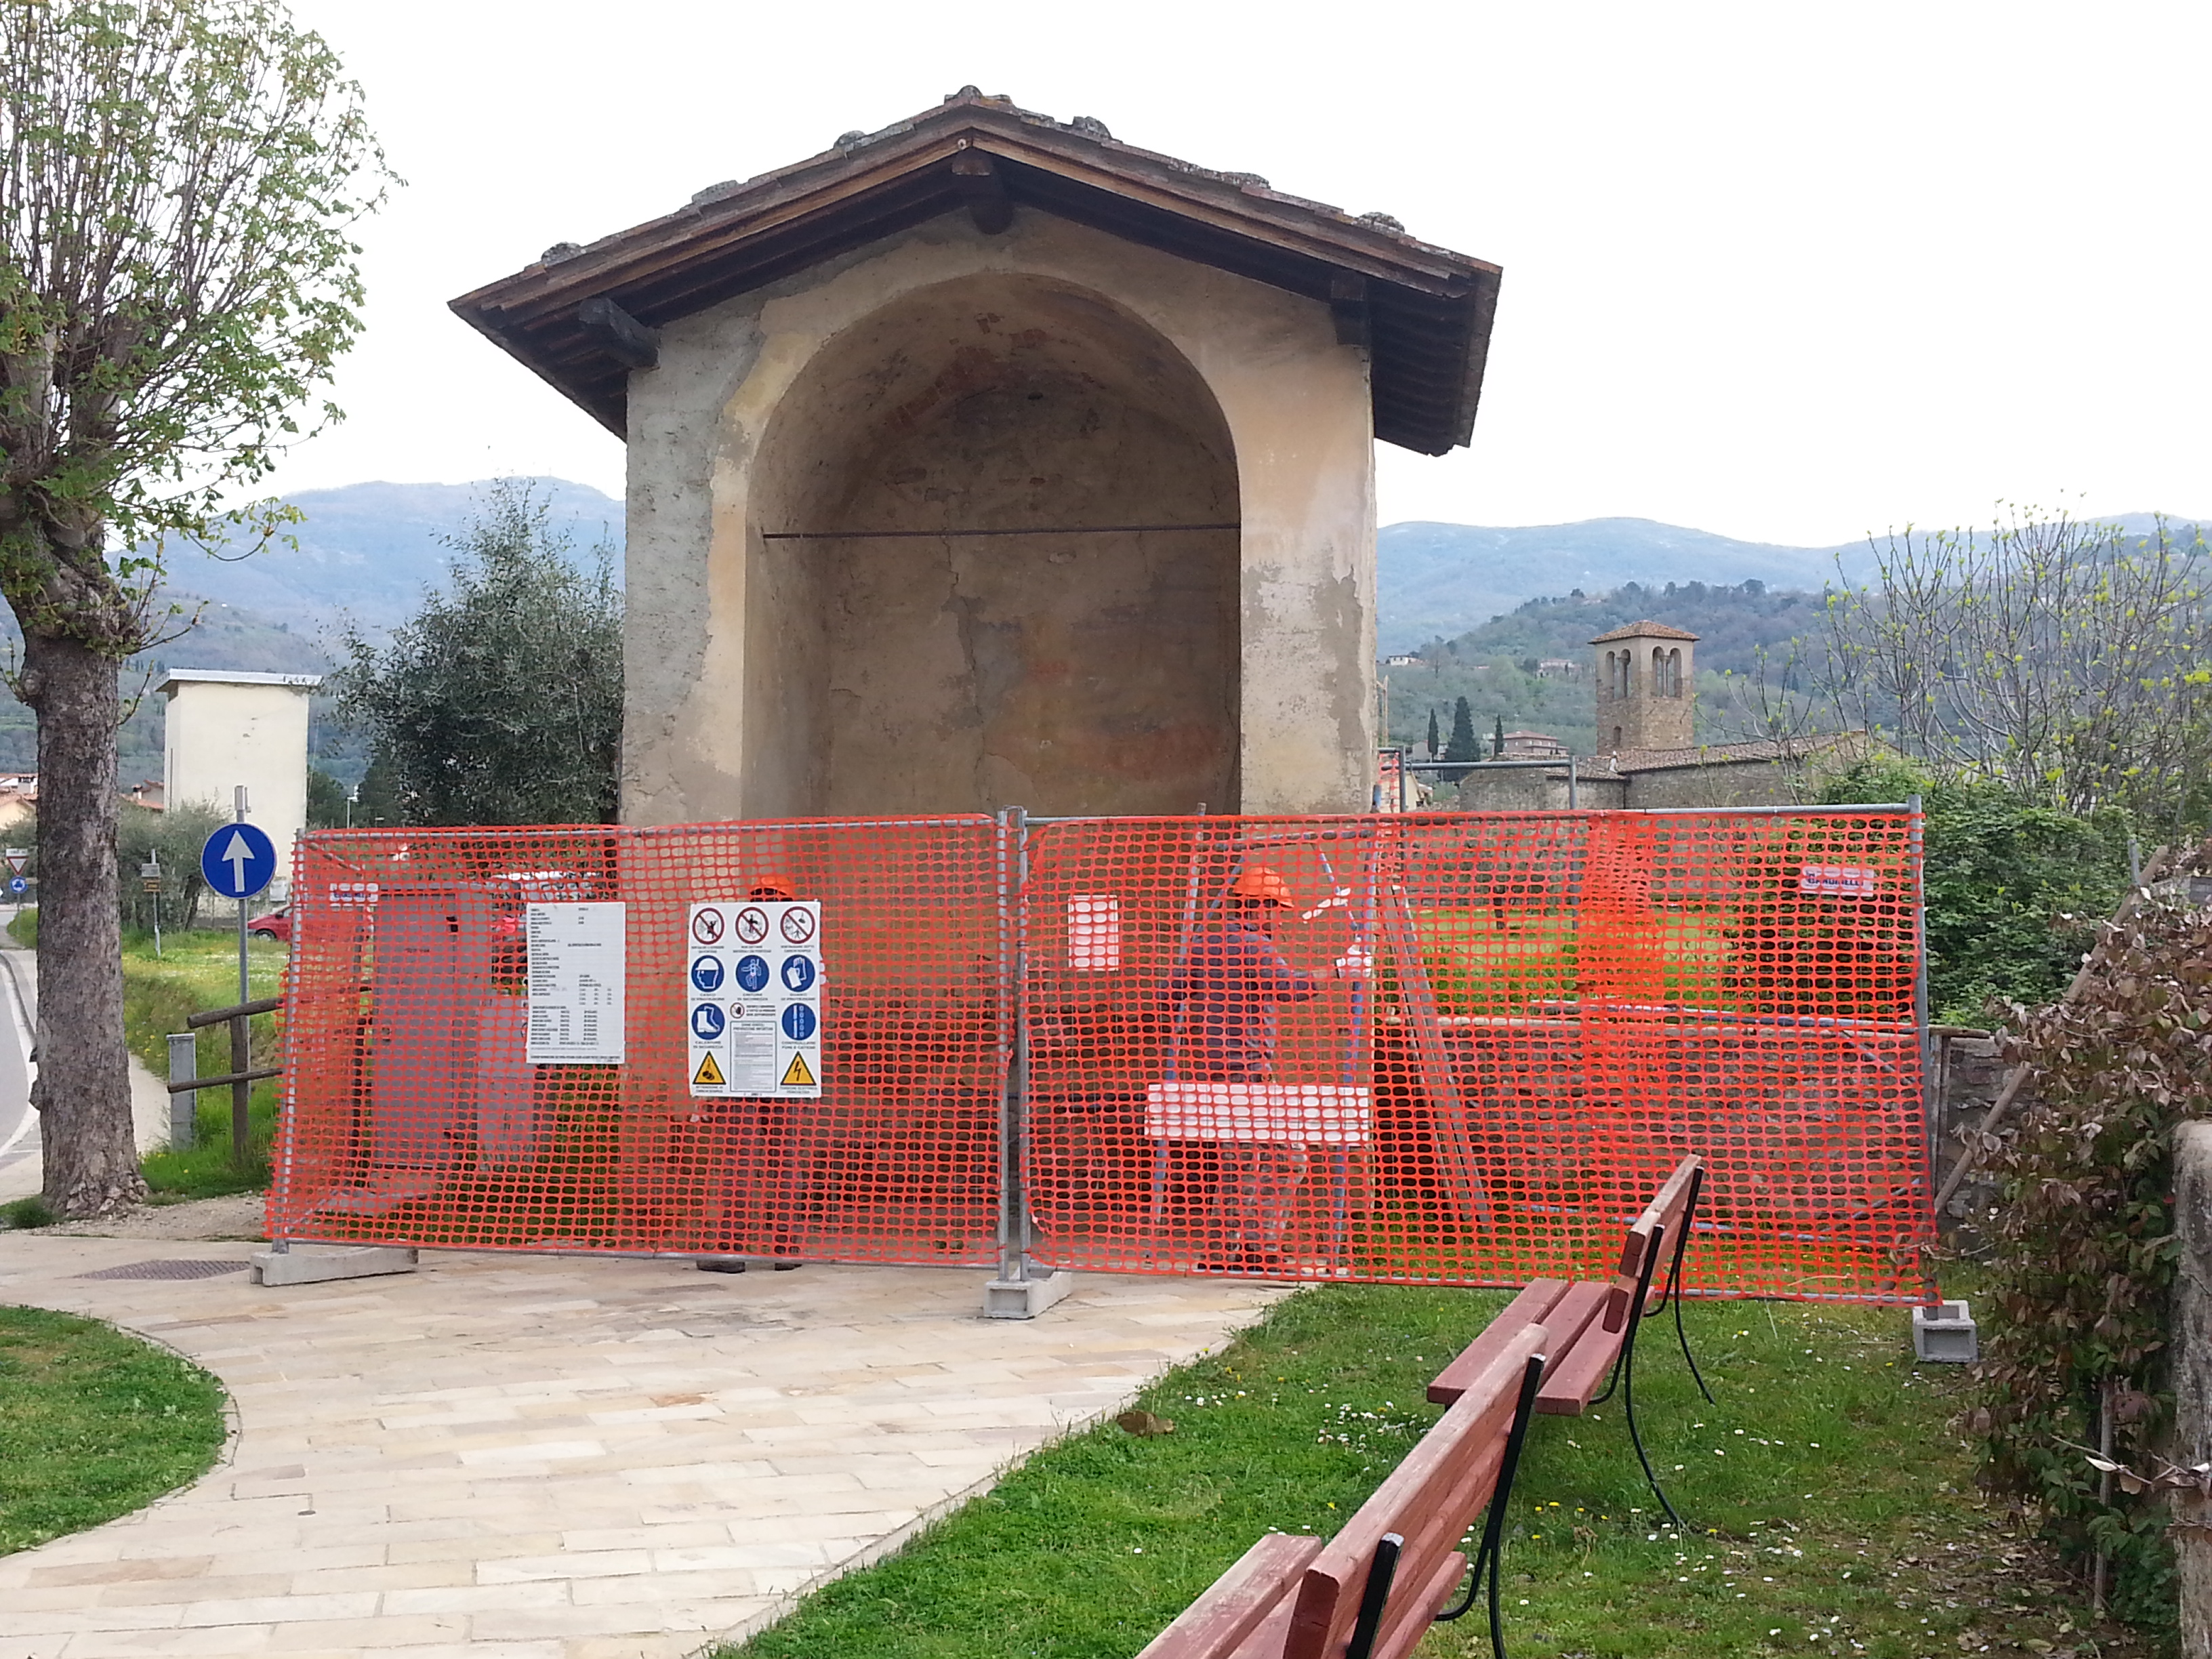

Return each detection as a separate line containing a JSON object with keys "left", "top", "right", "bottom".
{"left": 21, "top": 630, "right": 142, "bottom": 1218}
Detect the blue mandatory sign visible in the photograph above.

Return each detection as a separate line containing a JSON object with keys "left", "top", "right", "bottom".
{"left": 780, "top": 954, "right": 816, "bottom": 993}
{"left": 689, "top": 954, "right": 726, "bottom": 994}
{"left": 199, "top": 822, "right": 277, "bottom": 899}
{"left": 780, "top": 1003, "right": 817, "bottom": 1042}
{"left": 689, "top": 1002, "right": 726, "bottom": 1042}
{"left": 6, "top": 876, "right": 24, "bottom": 897}
{"left": 733, "top": 954, "right": 771, "bottom": 993}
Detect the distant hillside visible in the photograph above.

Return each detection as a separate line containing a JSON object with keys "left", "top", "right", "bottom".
{"left": 157, "top": 477, "right": 624, "bottom": 637}
{"left": 1377, "top": 512, "right": 2201, "bottom": 653}
{"left": 1381, "top": 579, "right": 1833, "bottom": 758}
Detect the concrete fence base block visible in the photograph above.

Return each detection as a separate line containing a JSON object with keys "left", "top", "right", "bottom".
{"left": 252, "top": 1246, "right": 419, "bottom": 1286}
{"left": 983, "top": 1271, "right": 1076, "bottom": 1319}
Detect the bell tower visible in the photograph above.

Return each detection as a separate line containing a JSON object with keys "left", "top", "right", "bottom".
{"left": 1591, "top": 620, "right": 1697, "bottom": 754}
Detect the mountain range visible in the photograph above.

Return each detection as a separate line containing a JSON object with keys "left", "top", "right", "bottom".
{"left": 138, "top": 477, "right": 2205, "bottom": 670}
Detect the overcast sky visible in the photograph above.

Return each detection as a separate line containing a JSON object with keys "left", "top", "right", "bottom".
{"left": 270, "top": 0, "right": 2209, "bottom": 548}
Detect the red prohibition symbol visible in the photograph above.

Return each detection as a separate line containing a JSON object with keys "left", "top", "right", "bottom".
{"left": 735, "top": 906, "right": 771, "bottom": 944}
{"left": 779, "top": 907, "right": 817, "bottom": 944}
{"left": 691, "top": 909, "right": 724, "bottom": 945}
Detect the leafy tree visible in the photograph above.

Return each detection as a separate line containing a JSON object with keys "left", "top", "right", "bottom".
{"left": 1442, "top": 696, "right": 1481, "bottom": 764}
{"left": 350, "top": 750, "right": 405, "bottom": 828}
{"left": 1814, "top": 509, "right": 2211, "bottom": 834}
{"left": 117, "top": 798, "right": 225, "bottom": 933}
{"left": 0, "top": 1, "right": 389, "bottom": 1216}
{"left": 304, "top": 766, "right": 347, "bottom": 830}
{"left": 335, "top": 482, "right": 622, "bottom": 827}
{"left": 1821, "top": 756, "right": 2134, "bottom": 1021}
{"left": 1425, "top": 707, "right": 1439, "bottom": 759}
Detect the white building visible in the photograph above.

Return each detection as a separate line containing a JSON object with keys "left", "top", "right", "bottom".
{"left": 159, "top": 670, "right": 321, "bottom": 897}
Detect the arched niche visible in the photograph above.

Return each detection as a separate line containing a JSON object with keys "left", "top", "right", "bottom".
{"left": 740, "top": 272, "right": 1241, "bottom": 817}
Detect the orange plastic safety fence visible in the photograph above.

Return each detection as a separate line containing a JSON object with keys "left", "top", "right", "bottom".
{"left": 268, "top": 818, "right": 1007, "bottom": 1263}
{"left": 268, "top": 808, "right": 1936, "bottom": 1302}
{"left": 1022, "top": 810, "right": 1933, "bottom": 1302}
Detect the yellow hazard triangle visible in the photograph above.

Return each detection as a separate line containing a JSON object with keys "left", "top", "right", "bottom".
{"left": 780, "top": 1052, "right": 817, "bottom": 1088}
{"left": 692, "top": 1052, "right": 726, "bottom": 1087}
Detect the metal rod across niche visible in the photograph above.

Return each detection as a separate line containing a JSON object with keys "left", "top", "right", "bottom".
{"left": 761, "top": 523, "right": 1240, "bottom": 540}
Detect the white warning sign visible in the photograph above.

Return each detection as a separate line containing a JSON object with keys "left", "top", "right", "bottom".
{"left": 686, "top": 900, "right": 823, "bottom": 1099}
{"left": 525, "top": 902, "right": 627, "bottom": 1065}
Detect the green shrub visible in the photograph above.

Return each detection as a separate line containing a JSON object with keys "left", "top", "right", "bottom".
{"left": 1821, "top": 757, "right": 2135, "bottom": 1022}
{"left": 1, "top": 1195, "right": 53, "bottom": 1229}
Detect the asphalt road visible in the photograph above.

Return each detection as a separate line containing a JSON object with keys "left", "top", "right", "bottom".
{"left": 0, "top": 923, "right": 41, "bottom": 1202}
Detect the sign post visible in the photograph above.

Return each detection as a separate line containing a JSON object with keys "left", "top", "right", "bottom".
{"left": 199, "top": 792, "right": 277, "bottom": 1172}
{"left": 199, "top": 788, "right": 275, "bottom": 1002}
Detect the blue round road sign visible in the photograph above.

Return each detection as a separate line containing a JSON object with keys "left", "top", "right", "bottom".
{"left": 734, "top": 954, "right": 771, "bottom": 993}
{"left": 199, "top": 823, "right": 277, "bottom": 899}
{"left": 689, "top": 1002, "right": 726, "bottom": 1042}
{"left": 780, "top": 1003, "right": 817, "bottom": 1042}
{"left": 780, "top": 954, "right": 815, "bottom": 993}
{"left": 689, "top": 954, "right": 725, "bottom": 993}
{"left": 6, "top": 876, "right": 24, "bottom": 897}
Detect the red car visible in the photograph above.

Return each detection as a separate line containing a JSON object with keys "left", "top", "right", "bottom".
{"left": 247, "top": 907, "right": 292, "bottom": 944}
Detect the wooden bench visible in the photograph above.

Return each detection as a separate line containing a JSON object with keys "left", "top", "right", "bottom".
{"left": 1427, "top": 1154, "right": 1710, "bottom": 1528}
{"left": 1136, "top": 1325, "right": 1549, "bottom": 1659}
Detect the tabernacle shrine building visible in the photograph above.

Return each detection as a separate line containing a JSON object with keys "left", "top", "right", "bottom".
{"left": 451, "top": 89, "right": 1502, "bottom": 819}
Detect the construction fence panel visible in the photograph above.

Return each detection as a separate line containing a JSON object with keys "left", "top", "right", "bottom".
{"left": 1019, "top": 809, "right": 1933, "bottom": 1302}
{"left": 268, "top": 817, "right": 1008, "bottom": 1262}
{"left": 270, "top": 808, "right": 1933, "bottom": 1302}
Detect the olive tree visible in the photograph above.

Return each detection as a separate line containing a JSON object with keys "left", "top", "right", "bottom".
{"left": 0, "top": 0, "right": 388, "bottom": 1215}
{"left": 335, "top": 481, "right": 623, "bottom": 827}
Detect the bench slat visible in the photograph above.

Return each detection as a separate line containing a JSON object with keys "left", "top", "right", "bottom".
{"left": 1135, "top": 1532, "right": 1322, "bottom": 1659}
{"left": 1603, "top": 1156, "right": 1703, "bottom": 1333}
{"left": 1535, "top": 1324, "right": 1620, "bottom": 1415}
{"left": 1285, "top": 1324, "right": 1545, "bottom": 1659}
{"left": 1426, "top": 1279, "right": 1570, "bottom": 1406}
{"left": 1368, "top": 1546, "right": 1472, "bottom": 1659}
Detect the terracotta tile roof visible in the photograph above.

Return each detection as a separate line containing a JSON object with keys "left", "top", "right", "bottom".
{"left": 1588, "top": 619, "right": 1700, "bottom": 644}
{"left": 451, "top": 90, "right": 1502, "bottom": 456}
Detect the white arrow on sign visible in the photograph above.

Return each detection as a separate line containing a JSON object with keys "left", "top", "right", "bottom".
{"left": 220, "top": 830, "right": 255, "bottom": 893}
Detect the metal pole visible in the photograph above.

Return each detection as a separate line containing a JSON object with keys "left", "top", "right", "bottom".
{"left": 232, "top": 785, "right": 251, "bottom": 1170}
{"left": 1908, "top": 794, "right": 1935, "bottom": 1209}
{"left": 166, "top": 1031, "right": 197, "bottom": 1150}
{"left": 996, "top": 807, "right": 1033, "bottom": 1286}
{"left": 1568, "top": 754, "right": 1578, "bottom": 810}
{"left": 234, "top": 785, "right": 250, "bottom": 1005}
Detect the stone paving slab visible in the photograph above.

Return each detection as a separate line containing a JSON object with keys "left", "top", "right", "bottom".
{"left": 0, "top": 1237, "right": 1286, "bottom": 1658}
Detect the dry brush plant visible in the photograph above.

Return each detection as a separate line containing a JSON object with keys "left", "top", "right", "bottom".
{"left": 1968, "top": 842, "right": 2212, "bottom": 1628}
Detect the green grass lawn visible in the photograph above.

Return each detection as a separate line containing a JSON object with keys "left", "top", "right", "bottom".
{"left": 120, "top": 927, "right": 287, "bottom": 1198}
{"left": 6, "top": 909, "right": 285, "bottom": 1199}
{"left": 0, "top": 1306, "right": 228, "bottom": 1555}
{"left": 721, "top": 1285, "right": 2144, "bottom": 1659}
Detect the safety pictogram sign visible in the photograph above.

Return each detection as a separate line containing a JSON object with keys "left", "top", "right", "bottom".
{"left": 686, "top": 900, "right": 823, "bottom": 1099}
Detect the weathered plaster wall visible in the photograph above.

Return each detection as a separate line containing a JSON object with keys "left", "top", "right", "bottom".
{"left": 622, "top": 209, "right": 1375, "bottom": 825}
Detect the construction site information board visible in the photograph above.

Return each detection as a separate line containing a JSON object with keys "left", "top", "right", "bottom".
{"left": 687, "top": 901, "right": 823, "bottom": 1098}
{"left": 525, "top": 902, "right": 628, "bottom": 1065}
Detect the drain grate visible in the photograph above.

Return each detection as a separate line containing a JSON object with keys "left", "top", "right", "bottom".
{"left": 77, "top": 1258, "right": 251, "bottom": 1281}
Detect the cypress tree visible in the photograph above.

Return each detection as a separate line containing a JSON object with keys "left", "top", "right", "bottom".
{"left": 1425, "top": 707, "right": 1441, "bottom": 758}
{"left": 1443, "top": 697, "right": 1481, "bottom": 763}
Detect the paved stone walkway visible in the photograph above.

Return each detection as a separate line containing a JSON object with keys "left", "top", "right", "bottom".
{"left": 0, "top": 1236, "right": 1285, "bottom": 1658}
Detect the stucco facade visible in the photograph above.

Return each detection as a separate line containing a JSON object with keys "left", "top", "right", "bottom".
{"left": 451, "top": 91, "right": 1501, "bottom": 827}
{"left": 160, "top": 671, "right": 319, "bottom": 891}
{"left": 623, "top": 212, "right": 1375, "bottom": 823}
